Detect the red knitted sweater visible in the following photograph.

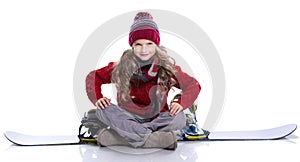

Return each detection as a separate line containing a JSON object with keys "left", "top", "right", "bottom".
{"left": 86, "top": 62, "right": 201, "bottom": 117}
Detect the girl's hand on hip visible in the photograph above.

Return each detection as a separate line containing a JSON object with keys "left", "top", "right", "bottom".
{"left": 169, "top": 102, "right": 183, "bottom": 116}
{"left": 95, "top": 97, "right": 111, "bottom": 109}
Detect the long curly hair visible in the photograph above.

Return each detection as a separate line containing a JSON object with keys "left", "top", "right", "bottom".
{"left": 111, "top": 46, "right": 177, "bottom": 101}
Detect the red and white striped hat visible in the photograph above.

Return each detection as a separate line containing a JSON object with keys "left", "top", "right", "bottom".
{"left": 129, "top": 12, "right": 160, "bottom": 46}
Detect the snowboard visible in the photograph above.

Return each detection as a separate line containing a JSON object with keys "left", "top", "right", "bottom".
{"left": 4, "top": 131, "right": 80, "bottom": 146}
{"left": 205, "top": 124, "right": 296, "bottom": 141}
{"left": 4, "top": 124, "right": 297, "bottom": 146}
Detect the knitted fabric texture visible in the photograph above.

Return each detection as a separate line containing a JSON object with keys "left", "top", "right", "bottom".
{"left": 129, "top": 12, "right": 160, "bottom": 46}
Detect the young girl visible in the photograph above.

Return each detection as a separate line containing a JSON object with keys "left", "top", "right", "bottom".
{"left": 86, "top": 12, "right": 201, "bottom": 150}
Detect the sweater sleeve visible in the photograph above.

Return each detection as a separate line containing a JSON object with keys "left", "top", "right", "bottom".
{"left": 173, "top": 66, "right": 201, "bottom": 109}
{"left": 85, "top": 62, "right": 115, "bottom": 105}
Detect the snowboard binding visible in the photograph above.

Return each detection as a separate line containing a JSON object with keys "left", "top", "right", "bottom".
{"left": 171, "top": 93, "right": 209, "bottom": 141}
{"left": 182, "top": 114, "right": 209, "bottom": 140}
{"left": 78, "top": 109, "right": 107, "bottom": 144}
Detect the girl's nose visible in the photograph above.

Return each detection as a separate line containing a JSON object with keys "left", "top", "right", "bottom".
{"left": 141, "top": 45, "right": 147, "bottom": 52}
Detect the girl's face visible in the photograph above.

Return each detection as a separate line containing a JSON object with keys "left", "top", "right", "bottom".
{"left": 132, "top": 39, "right": 156, "bottom": 61}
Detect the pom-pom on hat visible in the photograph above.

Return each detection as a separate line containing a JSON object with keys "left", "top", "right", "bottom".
{"left": 129, "top": 12, "right": 160, "bottom": 46}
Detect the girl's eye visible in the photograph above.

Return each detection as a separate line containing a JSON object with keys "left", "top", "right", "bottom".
{"left": 134, "top": 43, "right": 142, "bottom": 46}
{"left": 147, "top": 42, "right": 153, "bottom": 45}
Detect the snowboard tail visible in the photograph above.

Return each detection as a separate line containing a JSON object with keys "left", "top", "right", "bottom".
{"left": 4, "top": 131, "right": 80, "bottom": 146}
{"left": 207, "top": 124, "right": 297, "bottom": 141}
{"left": 4, "top": 124, "right": 297, "bottom": 146}
{"left": 4, "top": 131, "right": 97, "bottom": 146}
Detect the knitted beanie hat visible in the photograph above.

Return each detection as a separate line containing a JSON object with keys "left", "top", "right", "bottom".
{"left": 129, "top": 12, "right": 160, "bottom": 46}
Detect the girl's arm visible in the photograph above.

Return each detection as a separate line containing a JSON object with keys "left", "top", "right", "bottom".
{"left": 173, "top": 66, "right": 201, "bottom": 110}
{"left": 85, "top": 62, "right": 115, "bottom": 105}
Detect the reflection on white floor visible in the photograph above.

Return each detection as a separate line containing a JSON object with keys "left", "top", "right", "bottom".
{"left": 1, "top": 134, "right": 299, "bottom": 162}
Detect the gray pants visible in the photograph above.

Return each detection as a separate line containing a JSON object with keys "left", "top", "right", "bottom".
{"left": 96, "top": 104, "right": 186, "bottom": 147}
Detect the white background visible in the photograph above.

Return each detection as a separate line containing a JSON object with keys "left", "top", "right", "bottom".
{"left": 0, "top": 0, "right": 299, "bottom": 162}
